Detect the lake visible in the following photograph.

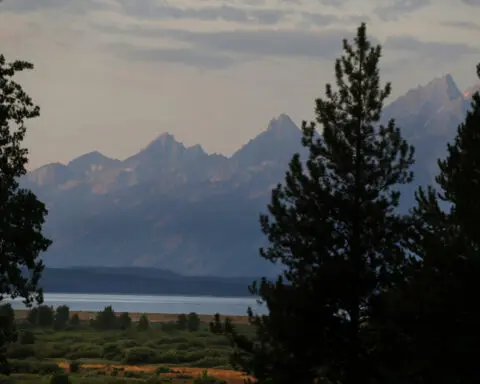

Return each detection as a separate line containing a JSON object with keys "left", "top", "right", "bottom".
{"left": 7, "top": 293, "right": 267, "bottom": 316}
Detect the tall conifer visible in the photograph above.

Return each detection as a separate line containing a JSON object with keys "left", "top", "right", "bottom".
{"left": 212, "top": 23, "right": 415, "bottom": 384}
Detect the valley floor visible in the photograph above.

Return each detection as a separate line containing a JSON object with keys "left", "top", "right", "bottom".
{"left": 4, "top": 310, "right": 253, "bottom": 383}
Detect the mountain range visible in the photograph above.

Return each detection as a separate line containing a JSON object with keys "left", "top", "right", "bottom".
{"left": 23, "top": 74, "right": 480, "bottom": 277}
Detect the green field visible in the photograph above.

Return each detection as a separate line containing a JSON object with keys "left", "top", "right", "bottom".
{"left": 0, "top": 306, "right": 253, "bottom": 384}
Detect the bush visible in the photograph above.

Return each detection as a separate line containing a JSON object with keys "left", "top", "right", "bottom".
{"left": 176, "top": 314, "right": 187, "bottom": 330}
{"left": 69, "top": 313, "right": 80, "bottom": 328}
{"left": 18, "top": 330, "right": 35, "bottom": 345}
{"left": 6, "top": 344, "right": 36, "bottom": 359}
{"left": 160, "top": 322, "right": 178, "bottom": 332}
{"left": 156, "top": 366, "right": 174, "bottom": 374}
{"left": 36, "top": 342, "right": 70, "bottom": 359}
{"left": 194, "top": 356, "right": 229, "bottom": 368}
{"left": 69, "top": 360, "right": 81, "bottom": 373}
{"left": 50, "top": 373, "right": 71, "bottom": 384}
{"left": 102, "top": 342, "right": 123, "bottom": 360}
{"left": 9, "top": 360, "right": 62, "bottom": 375}
{"left": 124, "top": 371, "right": 143, "bottom": 378}
{"left": 123, "top": 347, "right": 158, "bottom": 364}
{"left": 65, "top": 344, "right": 102, "bottom": 360}
{"left": 187, "top": 312, "right": 201, "bottom": 332}
{"left": 192, "top": 370, "right": 226, "bottom": 384}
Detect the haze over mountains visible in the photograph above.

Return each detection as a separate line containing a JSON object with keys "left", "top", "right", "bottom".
{"left": 23, "top": 74, "right": 480, "bottom": 277}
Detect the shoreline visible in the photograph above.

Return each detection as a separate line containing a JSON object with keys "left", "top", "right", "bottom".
{"left": 14, "top": 309, "right": 250, "bottom": 324}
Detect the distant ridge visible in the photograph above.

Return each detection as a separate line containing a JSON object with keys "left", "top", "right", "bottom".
{"left": 22, "top": 73, "right": 479, "bottom": 276}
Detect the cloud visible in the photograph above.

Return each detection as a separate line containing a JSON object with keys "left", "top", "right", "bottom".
{"left": 107, "top": 42, "right": 235, "bottom": 69}
{"left": 0, "top": 0, "right": 109, "bottom": 13}
{"left": 101, "top": 26, "right": 373, "bottom": 69}
{"left": 441, "top": 21, "right": 480, "bottom": 31}
{"left": 301, "top": 12, "right": 369, "bottom": 26}
{"left": 318, "top": 0, "right": 349, "bottom": 7}
{"left": 115, "top": 0, "right": 290, "bottom": 25}
{"left": 461, "top": 0, "right": 480, "bottom": 4}
{"left": 384, "top": 35, "right": 479, "bottom": 60}
{"left": 374, "top": 0, "right": 430, "bottom": 21}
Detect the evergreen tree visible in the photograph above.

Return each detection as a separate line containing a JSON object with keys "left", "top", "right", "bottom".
{"left": 382, "top": 62, "right": 480, "bottom": 384}
{"left": 118, "top": 312, "right": 132, "bottom": 330}
{"left": 176, "top": 314, "right": 188, "bottom": 331}
{"left": 212, "top": 23, "right": 415, "bottom": 384}
{"left": 69, "top": 313, "right": 80, "bottom": 329}
{"left": 0, "top": 54, "right": 51, "bottom": 368}
{"left": 136, "top": 314, "right": 149, "bottom": 331}
{"left": 92, "top": 306, "right": 117, "bottom": 330}
{"left": 187, "top": 312, "right": 201, "bottom": 332}
{"left": 53, "top": 305, "right": 70, "bottom": 330}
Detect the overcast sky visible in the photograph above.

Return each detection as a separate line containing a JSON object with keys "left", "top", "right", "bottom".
{"left": 1, "top": 0, "right": 479, "bottom": 169}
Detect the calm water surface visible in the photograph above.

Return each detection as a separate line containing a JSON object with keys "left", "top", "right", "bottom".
{"left": 8, "top": 293, "right": 267, "bottom": 316}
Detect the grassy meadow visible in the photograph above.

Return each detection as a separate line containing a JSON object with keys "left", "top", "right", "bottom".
{"left": 0, "top": 307, "right": 252, "bottom": 384}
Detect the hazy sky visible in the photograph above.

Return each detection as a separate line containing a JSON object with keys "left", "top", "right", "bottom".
{"left": 1, "top": 0, "right": 479, "bottom": 169}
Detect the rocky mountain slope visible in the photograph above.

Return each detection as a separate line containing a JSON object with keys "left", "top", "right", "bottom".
{"left": 23, "top": 76, "right": 479, "bottom": 276}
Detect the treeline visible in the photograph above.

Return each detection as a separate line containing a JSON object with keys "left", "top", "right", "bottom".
{"left": 1, "top": 303, "right": 203, "bottom": 333}
{"left": 211, "top": 24, "right": 480, "bottom": 384}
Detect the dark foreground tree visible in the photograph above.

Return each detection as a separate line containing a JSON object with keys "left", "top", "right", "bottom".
{"left": 0, "top": 54, "right": 51, "bottom": 370}
{"left": 212, "top": 23, "right": 415, "bottom": 384}
{"left": 380, "top": 62, "right": 480, "bottom": 384}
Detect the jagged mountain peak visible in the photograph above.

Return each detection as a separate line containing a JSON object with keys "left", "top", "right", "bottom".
{"left": 68, "top": 151, "right": 114, "bottom": 166}
{"left": 231, "top": 113, "right": 302, "bottom": 168}
{"left": 427, "top": 73, "right": 462, "bottom": 101}
{"left": 145, "top": 132, "right": 178, "bottom": 149}
{"left": 266, "top": 113, "right": 299, "bottom": 134}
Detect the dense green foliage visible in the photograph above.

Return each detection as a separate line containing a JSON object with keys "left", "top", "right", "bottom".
{"left": 13, "top": 306, "right": 235, "bottom": 368}
{"left": 0, "top": 307, "right": 237, "bottom": 383}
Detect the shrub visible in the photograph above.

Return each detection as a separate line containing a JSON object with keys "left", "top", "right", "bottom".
{"left": 6, "top": 344, "right": 36, "bottom": 359}
{"left": 160, "top": 322, "right": 178, "bottom": 332}
{"left": 9, "top": 360, "right": 62, "bottom": 375}
{"left": 176, "top": 314, "right": 187, "bottom": 330}
{"left": 192, "top": 370, "right": 226, "bottom": 384}
{"left": 187, "top": 312, "right": 201, "bottom": 332}
{"left": 102, "top": 342, "right": 123, "bottom": 360}
{"left": 36, "top": 342, "right": 70, "bottom": 359}
{"left": 69, "top": 360, "right": 81, "bottom": 373}
{"left": 155, "top": 366, "right": 174, "bottom": 374}
{"left": 50, "top": 373, "right": 71, "bottom": 384}
{"left": 65, "top": 344, "right": 102, "bottom": 360}
{"left": 123, "top": 347, "right": 158, "bottom": 364}
{"left": 18, "top": 330, "right": 35, "bottom": 345}
{"left": 69, "top": 313, "right": 80, "bottom": 328}
{"left": 124, "top": 371, "right": 144, "bottom": 378}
